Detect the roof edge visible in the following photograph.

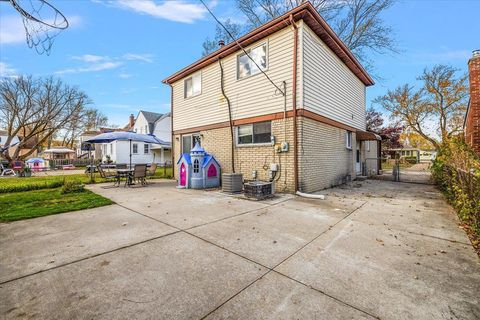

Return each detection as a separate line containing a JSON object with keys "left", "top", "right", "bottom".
{"left": 162, "top": 2, "right": 373, "bottom": 86}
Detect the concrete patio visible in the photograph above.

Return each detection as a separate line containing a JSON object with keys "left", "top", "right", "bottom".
{"left": 1, "top": 180, "right": 479, "bottom": 319}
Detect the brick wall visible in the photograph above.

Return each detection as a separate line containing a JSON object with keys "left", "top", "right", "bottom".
{"left": 173, "top": 118, "right": 295, "bottom": 193}
{"left": 174, "top": 116, "right": 367, "bottom": 193}
{"left": 465, "top": 52, "right": 480, "bottom": 155}
{"left": 297, "top": 117, "right": 356, "bottom": 192}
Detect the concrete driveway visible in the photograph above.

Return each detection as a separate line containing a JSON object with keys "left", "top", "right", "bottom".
{"left": 1, "top": 180, "right": 479, "bottom": 319}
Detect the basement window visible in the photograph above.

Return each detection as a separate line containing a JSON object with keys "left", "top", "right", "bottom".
{"left": 237, "top": 43, "right": 268, "bottom": 79}
{"left": 184, "top": 72, "right": 201, "bottom": 98}
{"left": 237, "top": 121, "right": 271, "bottom": 145}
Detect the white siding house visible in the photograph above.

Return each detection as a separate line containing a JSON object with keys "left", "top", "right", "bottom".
{"left": 163, "top": 3, "right": 379, "bottom": 193}
{"left": 102, "top": 111, "right": 172, "bottom": 165}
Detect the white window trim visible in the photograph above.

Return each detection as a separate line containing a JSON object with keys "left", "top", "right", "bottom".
{"left": 184, "top": 72, "right": 202, "bottom": 99}
{"left": 144, "top": 143, "right": 150, "bottom": 154}
{"left": 346, "top": 131, "right": 352, "bottom": 150}
{"left": 236, "top": 41, "right": 269, "bottom": 81}
{"left": 132, "top": 143, "right": 139, "bottom": 154}
{"left": 235, "top": 122, "right": 272, "bottom": 147}
{"left": 181, "top": 133, "right": 201, "bottom": 154}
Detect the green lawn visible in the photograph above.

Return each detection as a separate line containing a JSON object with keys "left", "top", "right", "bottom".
{"left": 0, "top": 188, "right": 113, "bottom": 222}
{"left": 0, "top": 167, "right": 173, "bottom": 193}
{"left": 0, "top": 167, "right": 172, "bottom": 222}
{"left": 381, "top": 162, "right": 413, "bottom": 170}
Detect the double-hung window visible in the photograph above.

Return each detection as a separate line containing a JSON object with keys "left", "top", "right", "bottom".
{"left": 237, "top": 121, "right": 271, "bottom": 145}
{"left": 237, "top": 43, "right": 267, "bottom": 79}
{"left": 184, "top": 72, "right": 201, "bottom": 98}
{"left": 132, "top": 143, "right": 138, "bottom": 154}
{"left": 346, "top": 131, "right": 352, "bottom": 149}
{"left": 144, "top": 144, "right": 149, "bottom": 154}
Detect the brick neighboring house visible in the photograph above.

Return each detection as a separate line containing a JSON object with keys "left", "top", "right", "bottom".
{"left": 163, "top": 2, "right": 380, "bottom": 193}
{"left": 464, "top": 50, "right": 480, "bottom": 155}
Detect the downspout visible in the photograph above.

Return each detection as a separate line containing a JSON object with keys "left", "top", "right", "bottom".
{"left": 289, "top": 14, "right": 299, "bottom": 192}
{"left": 218, "top": 58, "right": 236, "bottom": 173}
{"left": 169, "top": 84, "right": 175, "bottom": 178}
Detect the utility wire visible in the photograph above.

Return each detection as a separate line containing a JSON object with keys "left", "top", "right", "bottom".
{"left": 199, "top": 0, "right": 285, "bottom": 96}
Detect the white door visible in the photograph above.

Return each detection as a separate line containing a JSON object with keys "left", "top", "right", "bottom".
{"left": 355, "top": 141, "right": 361, "bottom": 173}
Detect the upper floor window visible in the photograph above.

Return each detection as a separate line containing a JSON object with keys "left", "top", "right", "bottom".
{"left": 184, "top": 72, "right": 201, "bottom": 98}
{"left": 346, "top": 131, "right": 352, "bottom": 149}
{"left": 237, "top": 121, "right": 271, "bottom": 145}
{"left": 145, "top": 125, "right": 148, "bottom": 134}
{"left": 237, "top": 43, "right": 267, "bottom": 80}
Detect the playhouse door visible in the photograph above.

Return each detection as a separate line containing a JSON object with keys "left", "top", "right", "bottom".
{"left": 180, "top": 163, "right": 187, "bottom": 186}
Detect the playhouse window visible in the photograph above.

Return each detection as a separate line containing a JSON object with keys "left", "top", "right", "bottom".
{"left": 132, "top": 143, "right": 138, "bottom": 154}
{"left": 237, "top": 43, "right": 267, "bottom": 79}
{"left": 237, "top": 121, "right": 271, "bottom": 145}
{"left": 184, "top": 72, "right": 201, "bottom": 98}
{"left": 193, "top": 159, "right": 199, "bottom": 173}
{"left": 346, "top": 131, "right": 352, "bottom": 149}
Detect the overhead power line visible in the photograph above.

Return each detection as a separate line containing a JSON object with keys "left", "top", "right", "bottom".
{"left": 199, "top": 0, "right": 285, "bottom": 96}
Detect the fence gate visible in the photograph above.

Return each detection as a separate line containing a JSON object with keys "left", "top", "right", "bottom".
{"left": 388, "top": 152, "right": 433, "bottom": 184}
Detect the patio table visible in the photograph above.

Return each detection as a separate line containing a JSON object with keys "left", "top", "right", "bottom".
{"left": 116, "top": 168, "right": 134, "bottom": 187}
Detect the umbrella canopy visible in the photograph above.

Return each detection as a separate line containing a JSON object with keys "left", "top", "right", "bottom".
{"left": 85, "top": 131, "right": 167, "bottom": 145}
{"left": 85, "top": 131, "right": 168, "bottom": 168}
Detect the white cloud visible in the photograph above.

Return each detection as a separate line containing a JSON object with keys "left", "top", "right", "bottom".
{"left": 56, "top": 61, "right": 123, "bottom": 74}
{"left": 56, "top": 52, "right": 154, "bottom": 75}
{"left": 0, "top": 62, "right": 18, "bottom": 78}
{"left": 0, "top": 16, "right": 26, "bottom": 45}
{"left": 72, "top": 54, "right": 109, "bottom": 63}
{"left": 109, "top": 0, "right": 208, "bottom": 23}
{"left": 123, "top": 53, "right": 154, "bottom": 63}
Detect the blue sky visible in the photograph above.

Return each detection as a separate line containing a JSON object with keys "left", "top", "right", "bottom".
{"left": 1, "top": 0, "right": 479, "bottom": 127}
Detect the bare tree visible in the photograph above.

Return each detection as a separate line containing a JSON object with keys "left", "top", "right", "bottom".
{"left": 202, "top": 0, "right": 397, "bottom": 71}
{"left": 0, "top": 76, "right": 91, "bottom": 163}
{"left": 202, "top": 19, "right": 244, "bottom": 56}
{"left": 57, "top": 108, "right": 108, "bottom": 148}
{"left": 373, "top": 65, "right": 469, "bottom": 151}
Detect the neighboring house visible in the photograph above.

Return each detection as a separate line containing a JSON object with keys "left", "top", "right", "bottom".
{"left": 464, "top": 49, "right": 480, "bottom": 155}
{"left": 101, "top": 110, "right": 172, "bottom": 165}
{"left": 163, "top": 2, "right": 380, "bottom": 193}
{"left": 77, "top": 130, "right": 103, "bottom": 159}
{"left": 387, "top": 147, "right": 420, "bottom": 163}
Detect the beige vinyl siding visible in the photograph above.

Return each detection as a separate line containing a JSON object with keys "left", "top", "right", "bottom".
{"left": 172, "top": 27, "right": 297, "bottom": 131}
{"left": 302, "top": 23, "right": 366, "bottom": 130}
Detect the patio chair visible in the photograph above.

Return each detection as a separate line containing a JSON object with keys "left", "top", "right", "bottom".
{"left": 97, "top": 165, "right": 120, "bottom": 186}
{"left": 130, "top": 164, "right": 147, "bottom": 186}
{"left": 147, "top": 163, "right": 157, "bottom": 177}
{"left": 0, "top": 163, "right": 16, "bottom": 177}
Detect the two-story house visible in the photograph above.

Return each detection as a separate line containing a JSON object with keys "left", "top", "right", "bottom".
{"left": 163, "top": 2, "right": 380, "bottom": 193}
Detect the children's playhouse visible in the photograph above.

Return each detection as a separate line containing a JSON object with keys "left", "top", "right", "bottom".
{"left": 177, "top": 142, "right": 221, "bottom": 189}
